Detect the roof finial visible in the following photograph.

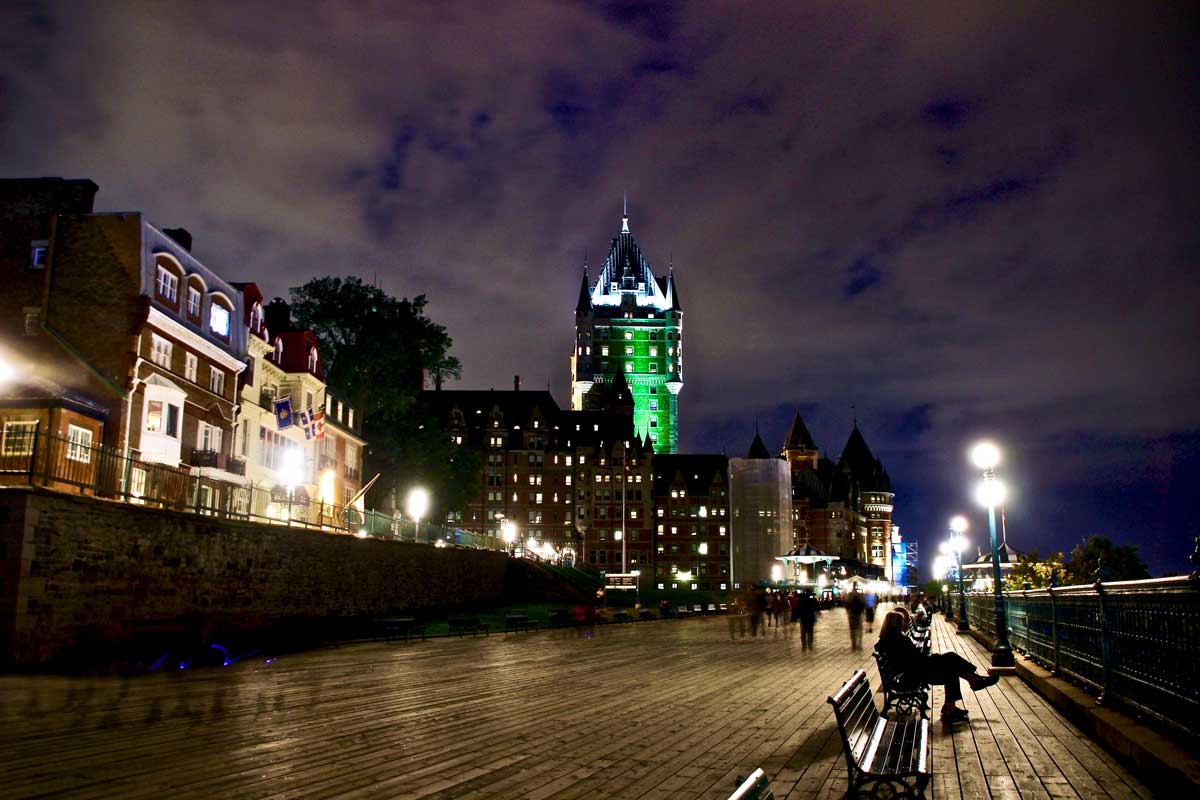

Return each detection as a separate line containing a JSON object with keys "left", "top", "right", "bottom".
{"left": 851, "top": 401, "right": 857, "bottom": 427}
{"left": 621, "top": 193, "right": 630, "bottom": 234}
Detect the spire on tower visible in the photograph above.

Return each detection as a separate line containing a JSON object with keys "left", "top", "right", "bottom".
{"left": 621, "top": 193, "right": 630, "bottom": 234}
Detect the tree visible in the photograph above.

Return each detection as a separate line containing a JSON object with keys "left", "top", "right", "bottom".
{"left": 1065, "top": 536, "right": 1149, "bottom": 584}
{"left": 1009, "top": 549, "right": 1068, "bottom": 589}
{"left": 288, "top": 277, "right": 478, "bottom": 518}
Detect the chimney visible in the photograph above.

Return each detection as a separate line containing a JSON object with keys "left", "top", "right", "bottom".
{"left": 514, "top": 375, "right": 521, "bottom": 392}
{"left": 163, "top": 227, "right": 192, "bottom": 252}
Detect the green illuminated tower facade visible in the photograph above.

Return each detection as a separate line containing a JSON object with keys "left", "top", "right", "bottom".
{"left": 571, "top": 206, "right": 683, "bottom": 453}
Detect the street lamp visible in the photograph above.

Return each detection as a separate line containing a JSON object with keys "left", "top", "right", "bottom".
{"left": 501, "top": 518, "right": 518, "bottom": 555}
{"left": 406, "top": 487, "right": 429, "bottom": 542}
{"left": 279, "top": 448, "right": 304, "bottom": 527}
{"left": 949, "top": 515, "right": 970, "bottom": 633}
{"left": 971, "top": 441, "right": 1014, "bottom": 669}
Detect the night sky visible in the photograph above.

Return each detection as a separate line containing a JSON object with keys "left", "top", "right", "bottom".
{"left": 3, "top": 1, "right": 1197, "bottom": 577}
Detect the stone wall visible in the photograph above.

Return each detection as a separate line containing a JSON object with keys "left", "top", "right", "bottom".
{"left": 0, "top": 488, "right": 514, "bottom": 667}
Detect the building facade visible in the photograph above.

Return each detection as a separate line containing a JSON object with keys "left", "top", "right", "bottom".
{"left": 571, "top": 207, "right": 683, "bottom": 453}
{"left": 650, "top": 454, "right": 731, "bottom": 590}
{"left": 729, "top": 433, "right": 794, "bottom": 588}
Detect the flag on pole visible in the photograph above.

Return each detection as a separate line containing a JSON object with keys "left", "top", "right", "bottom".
{"left": 274, "top": 396, "right": 294, "bottom": 430}
{"left": 298, "top": 407, "right": 325, "bottom": 440}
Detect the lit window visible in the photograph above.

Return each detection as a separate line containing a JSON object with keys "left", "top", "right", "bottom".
{"left": 668, "top": 363, "right": 675, "bottom": 373}
{"left": 23, "top": 308, "right": 40, "bottom": 336}
{"left": 649, "top": 399, "right": 658, "bottom": 411}
{"left": 625, "top": 346, "right": 633, "bottom": 356}
{"left": 348, "top": 409, "right": 354, "bottom": 428}
{"left": 150, "top": 333, "right": 172, "bottom": 367}
{"left": 156, "top": 265, "right": 178, "bottom": 302}
{"left": 601, "top": 345, "right": 609, "bottom": 356}
{"left": 649, "top": 363, "right": 657, "bottom": 373}
{"left": 308, "top": 347, "right": 318, "bottom": 372}
{"left": 624, "top": 331, "right": 633, "bottom": 340}
{"left": 624, "top": 362, "right": 633, "bottom": 373}
{"left": 66, "top": 425, "right": 93, "bottom": 463}
{"left": 187, "top": 286, "right": 202, "bottom": 318}
{"left": 198, "top": 423, "right": 223, "bottom": 453}
{"left": 209, "top": 304, "right": 230, "bottom": 337}
{"left": 648, "top": 346, "right": 657, "bottom": 357}
{"left": 30, "top": 241, "right": 49, "bottom": 269}
{"left": 1, "top": 420, "right": 37, "bottom": 456}
{"left": 209, "top": 367, "right": 225, "bottom": 396}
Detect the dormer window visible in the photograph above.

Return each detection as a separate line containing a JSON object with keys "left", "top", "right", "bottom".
{"left": 156, "top": 264, "right": 179, "bottom": 303}
{"left": 308, "top": 347, "right": 318, "bottom": 372}
{"left": 250, "top": 303, "right": 263, "bottom": 331}
{"left": 186, "top": 286, "right": 202, "bottom": 319}
{"left": 274, "top": 339, "right": 283, "bottom": 362}
{"left": 209, "top": 303, "right": 230, "bottom": 338}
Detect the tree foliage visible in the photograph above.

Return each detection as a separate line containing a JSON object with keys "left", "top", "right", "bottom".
{"left": 289, "top": 277, "right": 477, "bottom": 517}
{"left": 1009, "top": 549, "right": 1067, "bottom": 589}
{"left": 1065, "top": 536, "right": 1149, "bottom": 584}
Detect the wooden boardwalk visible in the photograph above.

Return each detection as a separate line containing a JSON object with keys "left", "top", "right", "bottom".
{"left": 0, "top": 609, "right": 1151, "bottom": 799}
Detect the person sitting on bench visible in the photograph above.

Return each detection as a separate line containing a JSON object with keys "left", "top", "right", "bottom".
{"left": 874, "top": 610, "right": 999, "bottom": 723}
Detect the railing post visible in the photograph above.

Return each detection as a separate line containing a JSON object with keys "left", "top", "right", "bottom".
{"left": 1095, "top": 559, "right": 1112, "bottom": 705}
{"left": 1048, "top": 572, "right": 1060, "bottom": 676}
{"left": 28, "top": 421, "right": 42, "bottom": 485}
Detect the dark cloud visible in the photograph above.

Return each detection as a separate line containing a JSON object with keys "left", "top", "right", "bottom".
{"left": 1, "top": 0, "right": 1197, "bottom": 575}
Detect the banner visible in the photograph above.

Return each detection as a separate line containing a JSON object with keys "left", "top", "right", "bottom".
{"left": 297, "top": 407, "right": 325, "bottom": 440}
{"left": 273, "top": 396, "right": 294, "bottom": 430}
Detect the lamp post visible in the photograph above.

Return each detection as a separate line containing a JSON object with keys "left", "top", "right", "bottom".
{"left": 949, "top": 515, "right": 970, "bottom": 633}
{"left": 501, "top": 518, "right": 517, "bottom": 555}
{"left": 971, "top": 441, "right": 1015, "bottom": 669}
{"left": 280, "top": 448, "right": 304, "bottom": 528}
{"left": 406, "top": 487, "right": 429, "bottom": 542}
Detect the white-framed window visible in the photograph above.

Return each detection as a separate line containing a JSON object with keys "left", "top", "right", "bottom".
{"left": 345, "top": 442, "right": 358, "bottom": 467}
{"left": 129, "top": 467, "right": 147, "bottom": 500}
{"left": 184, "top": 352, "right": 198, "bottom": 382}
{"left": 250, "top": 302, "right": 262, "bottom": 331}
{"left": 199, "top": 422, "right": 223, "bottom": 453}
{"left": 186, "top": 286, "right": 202, "bottom": 318}
{"left": 156, "top": 266, "right": 178, "bottom": 302}
{"left": 624, "top": 362, "right": 633, "bottom": 372}
{"left": 649, "top": 363, "right": 657, "bottom": 373}
{"left": 209, "top": 367, "right": 225, "bottom": 396}
{"left": 649, "top": 399, "right": 658, "bottom": 411}
{"left": 1, "top": 420, "right": 38, "bottom": 456}
{"left": 145, "top": 400, "right": 180, "bottom": 437}
{"left": 601, "top": 345, "right": 609, "bottom": 356}
{"left": 308, "top": 347, "right": 318, "bottom": 372}
{"left": 23, "top": 307, "right": 40, "bottom": 336}
{"left": 150, "top": 333, "right": 172, "bottom": 368}
{"left": 209, "top": 303, "right": 230, "bottom": 338}
{"left": 649, "top": 346, "right": 658, "bottom": 357}
{"left": 274, "top": 339, "right": 283, "bottom": 361}
{"left": 625, "top": 345, "right": 633, "bottom": 356}
{"left": 66, "top": 425, "right": 93, "bottom": 463}
{"left": 624, "top": 331, "right": 633, "bottom": 340}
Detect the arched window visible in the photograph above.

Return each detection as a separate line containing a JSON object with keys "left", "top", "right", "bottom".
{"left": 250, "top": 302, "right": 263, "bottom": 331}
{"left": 308, "top": 347, "right": 318, "bottom": 372}
{"left": 274, "top": 338, "right": 283, "bottom": 362}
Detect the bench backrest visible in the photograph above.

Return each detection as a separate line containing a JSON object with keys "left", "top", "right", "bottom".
{"left": 727, "top": 767, "right": 774, "bottom": 800}
{"left": 827, "top": 670, "right": 881, "bottom": 769}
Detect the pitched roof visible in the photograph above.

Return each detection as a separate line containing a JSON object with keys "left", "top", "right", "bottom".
{"left": 836, "top": 424, "right": 891, "bottom": 492}
{"left": 783, "top": 410, "right": 817, "bottom": 451}
{"left": 747, "top": 431, "right": 771, "bottom": 459}
{"left": 575, "top": 268, "right": 591, "bottom": 313}
{"left": 652, "top": 453, "right": 729, "bottom": 496}
{"left": 666, "top": 270, "right": 682, "bottom": 312}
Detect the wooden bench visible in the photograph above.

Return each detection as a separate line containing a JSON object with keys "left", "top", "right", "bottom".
{"left": 675, "top": 606, "right": 692, "bottom": 618}
{"left": 549, "top": 609, "right": 571, "bottom": 627}
{"left": 613, "top": 610, "right": 631, "bottom": 623}
{"left": 727, "top": 767, "right": 774, "bottom": 799}
{"left": 719, "top": 602, "right": 729, "bottom": 613}
{"left": 638, "top": 609, "right": 654, "bottom": 621}
{"left": 692, "top": 603, "right": 704, "bottom": 615}
{"left": 827, "top": 670, "right": 931, "bottom": 799}
{"left": 504, "top": 613, "right": 538, "bottom": 633}
{"left": 873, "top": 649, "right": 929, "bottom": 718}
{"left": 376, "top": 616, "right": 425, "bottom": 642}
{"left": 448, "top": 616, "right": 488, "bottom": 637}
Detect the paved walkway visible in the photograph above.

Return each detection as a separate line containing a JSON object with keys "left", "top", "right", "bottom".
{"left": 0, "top": 608, "right": 1152, "bottom": 799}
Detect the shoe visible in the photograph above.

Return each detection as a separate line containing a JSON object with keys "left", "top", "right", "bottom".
{"left": 941, "top": 708, "right": 969, "bottom": 723}
{"left": 971, "top": 674, "right": 1000, "bottom": 691}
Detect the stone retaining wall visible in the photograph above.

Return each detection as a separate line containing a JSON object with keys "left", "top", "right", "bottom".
{"left": 0, "top": 488, "right": 512, "bottom": 667}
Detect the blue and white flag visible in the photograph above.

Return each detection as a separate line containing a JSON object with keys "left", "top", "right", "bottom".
{"left": 297, "top": 407, "right": 325, "bottom": 441}
{"left": 274, "top": 396, "right": 294, "bottom": 430}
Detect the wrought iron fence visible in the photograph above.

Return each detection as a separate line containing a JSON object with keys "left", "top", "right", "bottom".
{"left": 965, "top": 577, "right": 1200, "bottom": 736}
{"left": 1, "top": 425, "right": 502, "bottom": 550}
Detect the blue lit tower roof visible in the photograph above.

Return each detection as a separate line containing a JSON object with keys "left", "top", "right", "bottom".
{"left": 588, "top": 207, "right": 675, "bottom": 311}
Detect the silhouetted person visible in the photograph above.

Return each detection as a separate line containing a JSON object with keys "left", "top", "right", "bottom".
{"left": 798, "top": 590, "right": 819, "bottom": 649}
{"left": 875, "top": 610, "right": 999, "bottom": 723}
{"left": 750, "top": 586, "right": 768, "bottom": 637}
{"left": 845, "top": 585, "right": 866, "bottom": 650}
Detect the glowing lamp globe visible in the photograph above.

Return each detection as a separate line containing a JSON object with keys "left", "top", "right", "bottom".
{"left": 949, "top": 515, "right": 968, "bottom": 534}
{"left": 405, "top": 487, "right": 430, "bottom": 523}
{"left": 970, "top": 441, "right": 1001, "bottom": 470}
{"left": 975, "top": 479, "right": 1007, "bottom": 508}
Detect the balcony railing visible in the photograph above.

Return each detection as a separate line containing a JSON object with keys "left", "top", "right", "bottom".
{"left": 189, "top": 449, "right": 247, "bottom": 476}
{"left": 964, "top": 575, "right": 1200, "bottom": 737}
{"left": 344, "top": 465, "right": 360, "bottom": 482}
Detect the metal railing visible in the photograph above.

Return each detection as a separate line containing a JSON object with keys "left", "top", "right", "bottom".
{"left": 965, "top": 577, "right": 1199, "bottom": 736}
{"left": 0, "top": 425, "right": 502, "bottom": 550}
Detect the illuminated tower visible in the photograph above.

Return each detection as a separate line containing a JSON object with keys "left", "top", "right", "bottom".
{"left": 571, "top": 202, "right": 683, "bottom": 453}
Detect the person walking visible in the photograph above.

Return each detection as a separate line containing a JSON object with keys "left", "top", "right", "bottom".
{"left": 750, "top": 586, "right": 768, "bottom": 637}
{"left": 845, "top": 584, "right": 867, "bottom": 650}
{"left": 864, "top": 590, "right": 878, "bottom": 633}
{"left": 798, "top": 590, "right": 819, "bottom": 649}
